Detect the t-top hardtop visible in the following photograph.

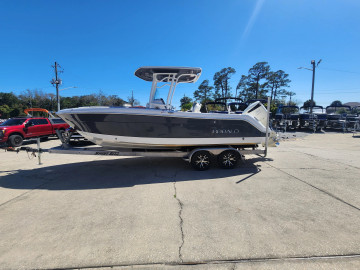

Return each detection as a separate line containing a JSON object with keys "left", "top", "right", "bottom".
{"left": 135, "top": 66, "right": 202, "bottom": 83}
{"left": 134, "top": 66, "right": 202, "bottom": 110}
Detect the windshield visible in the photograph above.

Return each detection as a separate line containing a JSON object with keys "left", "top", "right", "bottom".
{"left": 153, "top": 81, "right": 169, "bottom": 104}
{"left": 300, "top": 107, "right": 324, "bottom": 114}
{"left": 0, "top": 118, "right": 27, "bottom": 126}
{"left": 206, "top": 103, "right": 227, "bottom": 112}
{"left": 229, "top": 103, "right": 247, "bottom": 112}
{"left": 326, "top": 106, "right": 351, "bottom": 114}
{"left": 280, "top": 107, "right": 299, "bottom": 114}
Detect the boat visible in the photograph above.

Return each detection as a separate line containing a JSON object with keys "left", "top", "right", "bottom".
{"left": 273, "top": 105, "right": 300, "bottom": 131}
{"left": 345, "top": 106, "right": 360, "bottom": 131}
{"left": 57, "top": 66, "right": 276, "bottom": 150}
{"left": 325, "top": 105, "right": 351, "bottom": 131}
{"left": 299, "top": 106, "right": 327, "bottom": 132}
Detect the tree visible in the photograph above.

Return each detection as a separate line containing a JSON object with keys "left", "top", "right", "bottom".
{"left": 236, "top": 75, "right": 251, "bottom": 101}
{"left": 286, "top": 91, "right": 296, "bottom": 104}
{"left": 0, "top": 104, "right": 12, "bottom": 118}
{"left": 127, "top": 95, "right": 140, "bottom": 106}
{"left": 266, "top": 70, "right": 291, "bottom": 102}
{"left": 0, "top": 92, "right": 25, "bottom": 117}
{"left": 213, "top": 67, "right": 236, "bottom": 98}
{"left": 330, "top": 100, "right": 342, "bottom": 107}
{"left": 248, "top": 62, "right": 270, "bottom": 99}
{"left": 47, "top": 93, "right": 56, "bottom": 111}
{"left": 180, "top": 95, "right": 192, "bottom": 111}
{"left": 236, "top": 75, "right": 261, "bottom": 101}
{"left": 0, "top": 92, "right": 19, "bottom": 107}
{"left": 0, "top": 90, "right": 131, "bottom": 117}
{"left": 213, "top": 88, "right": 222, "bottom": 100}
{"left": 95, "top": 90, "right": 107, "bottom": 106}
{"left": 107, "top": 95, "right": 125, "bottom": 106}
{"left": 18, "top": 89, "right": 35, "bottom": 109}
{"left": 193, "top": 80, "right": 214, "bottom": 103}
{"left": 303, "top": 99, "right": 316, "bottom": 108}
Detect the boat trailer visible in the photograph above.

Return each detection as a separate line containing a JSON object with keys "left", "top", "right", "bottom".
{"left": 9, "top": 139, "right": 269, "bottom": 171}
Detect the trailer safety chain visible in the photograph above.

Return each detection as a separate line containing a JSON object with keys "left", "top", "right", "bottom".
{"left": 27, "top": 150, "right": 36, "bottom": 160}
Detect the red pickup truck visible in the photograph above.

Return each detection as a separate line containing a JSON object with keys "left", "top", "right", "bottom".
{"left": 0, "top": 117, "right": 69, "bottom": 147}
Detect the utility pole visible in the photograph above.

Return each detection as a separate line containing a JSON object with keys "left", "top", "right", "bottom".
{"left": 55, "top": 62, "right": 59, "bottom": 111}
{"left": 298, "top": 59, "right": 322, "bottom": 114}
{"left": 51, "top": 62, "right": 63, "bottom": 111}
{"left": 310, "top": 60, "right": 316, "bottom": 114}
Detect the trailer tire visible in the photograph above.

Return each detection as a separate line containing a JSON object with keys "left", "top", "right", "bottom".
{"left": 217, "top": 150, "right": 240, "bottom": 169}
{"left": 8, "top": 134, "right": 23, "bottom": 147}
{"left": 191, "top": 150, "right": 212, "bottom": 171}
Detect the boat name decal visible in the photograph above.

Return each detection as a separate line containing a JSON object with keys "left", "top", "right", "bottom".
{"left": 212, "top": 129, "right": 240, "bottom": 134}
{"left": 95, "top": 152, "right": 121, "bottom": 156}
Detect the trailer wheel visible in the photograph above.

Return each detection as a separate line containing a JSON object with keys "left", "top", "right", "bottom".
{"left": 56, "top": 129, "right": 65, "bottom": 140}
{"left": 191, "top": 151, "right": 212, "bottom": 171}
{"left": 8, "top": 134, "right": 23, "bottom": 147}
{"left": 217, "top": 150, "right": 240, "bottom": 169}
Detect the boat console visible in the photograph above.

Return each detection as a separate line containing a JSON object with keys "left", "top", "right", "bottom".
{"left": 214, "top": 97, "right": 247, "bottom": 114}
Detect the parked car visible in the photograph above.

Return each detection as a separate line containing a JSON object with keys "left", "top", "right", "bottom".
{"left": 0, "top": 117, "right": 69, "bottom": 147}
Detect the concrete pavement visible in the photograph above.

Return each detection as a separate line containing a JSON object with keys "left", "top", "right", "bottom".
{"left": 0, "top": 133, "right": 359, "bottom": 269}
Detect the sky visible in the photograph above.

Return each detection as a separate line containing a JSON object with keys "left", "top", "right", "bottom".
{"left": 0, "top": 0, "right": 359, "bottom": 109}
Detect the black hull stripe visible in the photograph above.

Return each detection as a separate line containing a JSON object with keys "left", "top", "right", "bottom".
{"left": 61, "top": 113, "right": 265, "bottom": 139}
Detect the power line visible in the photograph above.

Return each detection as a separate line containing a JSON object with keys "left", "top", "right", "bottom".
{"left": 316, "top": 87, "right": 360, "bottom": 92}
{"left": 318, "top": 67, "right": 360, "bottom": 75}
{"left": 296, "top": 91, "right": 359, "bottom": 96}
{"left": 310, "top": 91, "right": 359, "bottom": 95}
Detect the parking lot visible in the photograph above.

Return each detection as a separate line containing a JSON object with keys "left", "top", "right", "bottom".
{"left": 0, "top": 132, "right": 360, "bottom": 269}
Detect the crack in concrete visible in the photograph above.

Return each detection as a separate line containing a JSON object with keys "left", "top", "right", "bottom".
{"left": 267, "top": 162, "right": 360, "bottom": 212}
{"left": 288, "top": 147, "right": 360, "bottom": 170}
{"left": 0, "top": 174, "right": 58, "bottom": 209}
{"left": 173, "top": 177, "right": 184, "bottom": 263}
{"left": 0, "top": 166, "right": 72, "bottom": 209}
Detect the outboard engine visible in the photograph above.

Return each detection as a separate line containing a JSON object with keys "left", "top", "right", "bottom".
{"left": 191, "top": 102, "right": 202, "bottom": 113}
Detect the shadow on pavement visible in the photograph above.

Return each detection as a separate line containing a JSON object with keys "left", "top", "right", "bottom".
{"left": 0, "top": 137, "right": 59, "bottom": 148}
{"left": 0, "top": 155, "right": 272, "bottom": 191}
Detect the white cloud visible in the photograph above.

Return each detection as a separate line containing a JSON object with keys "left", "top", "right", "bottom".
{"left": 242, "top": 0, "right": 265, "bottom": 40}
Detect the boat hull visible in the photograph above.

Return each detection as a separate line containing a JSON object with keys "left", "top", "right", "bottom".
{"left": 58, "top": 107, "right": 268, "bottom": 149}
